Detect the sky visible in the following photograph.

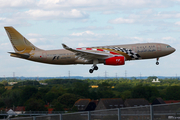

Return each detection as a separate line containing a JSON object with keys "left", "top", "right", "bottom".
{"left": 0, "top": 0, "right": 180, "bottom": 77}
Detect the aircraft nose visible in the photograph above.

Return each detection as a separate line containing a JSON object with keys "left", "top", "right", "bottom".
{"left": 171, "top": 47, "right": 176, "bottom": 53}
{"left": 165, "top": 45, "right": 175, "bottom": 54}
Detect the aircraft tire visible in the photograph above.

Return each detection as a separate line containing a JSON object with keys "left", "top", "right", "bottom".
{"left": 94, "top": 66, "right": 98, "bottom": 70}
{"left": 89, "top": 69, "right": 93, "bottom": 73}
{"left": 156, "top": 62, "right": 159, "bottom": 65}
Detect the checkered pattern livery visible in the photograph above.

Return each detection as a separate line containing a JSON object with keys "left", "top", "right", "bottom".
{"left": 104, "top": 47, "right": 141, "bottom": 60}
{"left": 76, "top": 46, "right": 141, "bottom": 60}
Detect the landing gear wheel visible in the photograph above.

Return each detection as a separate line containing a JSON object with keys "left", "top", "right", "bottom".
{"left": 156, "top": 58, "right": 159, "bottom": 65}
{"left": 94, "top": 66, "right": 98, "bottom": 70}
{"left": 89, "top": 69, "right": 93, "bottom": 73}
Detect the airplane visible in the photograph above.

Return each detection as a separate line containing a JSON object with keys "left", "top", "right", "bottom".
{"left": 4, "top": 26, "right": 176, "bottom": 73}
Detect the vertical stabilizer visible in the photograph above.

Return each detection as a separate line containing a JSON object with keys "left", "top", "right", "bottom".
{"left": 4, "top": 26, "right": 42, "bottom": 53}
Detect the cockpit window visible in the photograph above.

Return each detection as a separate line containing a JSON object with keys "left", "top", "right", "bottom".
{"left": 166, "top": 45, "right": 171, "bottom": 48}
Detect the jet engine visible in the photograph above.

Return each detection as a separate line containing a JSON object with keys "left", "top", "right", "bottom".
{"left": 104, "top": 56, "right": 125, "bottom": 65}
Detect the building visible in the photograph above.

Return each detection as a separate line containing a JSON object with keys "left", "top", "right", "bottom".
{"left": 124, "top": 98, "right": 149, "bottom": 107}
{"left": 73, "top": 99, "right": 97, "bottom": 111}
{"left": 95, "top": 98, "right": 124, "bottom": 110}
{"left": 8, "top": 82, "right": 17, "bottom": 86}
{"left": 152, "top": 78, "right": 160, "bottom": 83}
{"left": 164, "top": 100, "right": 180, "bottom": 104}
{"left": 40, "top": 83, "right": 48, "bottom": 85}
{"left": 152, "top": 98, "right": 165, "bottom": 105}
{"left": 14, "top": 106, "right": 25, "bottom": 111}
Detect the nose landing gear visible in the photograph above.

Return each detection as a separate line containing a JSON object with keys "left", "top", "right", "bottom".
{"left": 156, "top": 58, "right": 159, "bottom": 65}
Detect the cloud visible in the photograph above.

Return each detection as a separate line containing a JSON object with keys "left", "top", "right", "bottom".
{"left": 162, "top": 37, "right": 176, "bottom": 43}
{"left": 0, "top": 17, "right": 6, "bottom": 21}
{"left": 0, "top": 0, "right": 36, "bottom": 8}
{"left": 70, "top": 26, "right": 114, "bottom": 31}
{"left": 0, "top": 42, "right": 13, "bottom": 59}
{"left": 0, "top": 43, "right": 9, "bottom": 49}
{"left": 155, "top": 12, "right": 180, "bottom": 19}
{"left": 109, "top": 11, "right": 180, "bottom": 26}
{"left": 66, "top": 31, "right": 178, "bottom": 46}
{"left": 78, "top": 43, "right": 89, "bottom": 47}
{"left": 0, "top": 0, "right": 179, "bottom": 27}
{"left": 0, "top": 0, "right": 173, "bottom": 14}
{"left": 37, "top": 0, "right": 175, "bottom": 11}
{"left": 140, "top": 9, "right": 154, "bottom": 14}
{"left": 27, "top": 33, "right": 41, "bottom": 37}
{"left": 102, "top": 11, "right": 119, "bottom": 14}
{"left": 175, "top": 21, "right": 180, "bottom": 25}
{"left": 109, "top": 18, "right": 135, "bottom": 24}
{"left": 71, "top": 31, "right": 95, "bottom": 36}
{"left": 19, "top": 9, "right": 89, "bottom": 20}
{"left": 27, "top": 33, "right": 47, "bottom": 44}
{"left": 0, "top": 17, "right": 31, "bottom": 27}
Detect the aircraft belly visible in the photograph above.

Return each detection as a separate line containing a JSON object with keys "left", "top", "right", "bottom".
{"left": 29, "top": 55, "right": 92, "bottom": 65}
{"left": 138, "top": 51, "right": 167, "bottom": 59}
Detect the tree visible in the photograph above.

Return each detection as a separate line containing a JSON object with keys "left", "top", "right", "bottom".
{"left": 1, "top": 81, "right": 8, "bottom": 86}
{"left": 115, "top": 83, "right": 132, "bottom": 92}
{"left": 20, "top": 86, "right": 38, "bottom": 104}
{"left": 17, "top": 80, "right": 40, "bottom": 86}
{"left": 89, "top": 89, "right": 98, "bottom": 100}
{"left": 38, "top": 86, "right": 50, "bottom": 93}
{"left": 44, "top": 86, "right": 65, "bottom": 104}
{"left": 57, "top": 93, "right": 82, "bottom": 108}
{"left": 165, "top": 86, "right": 180, "bottom": 100}
{"left": 25, "top": 98, "right": 47, "bottom": 111}
{"left": 0, "top": 84, "right": 6, "bottom": 95}
{"left": 97, "top": 82, "right": 114, "bottom": 98}
{"left": 71, "top": 82, "right": 90, "bottom": 98}
{"left": 52, "top": 100, "right": 64, "bottom": 111}
{"left": 34, "top": 86, "right": 51, "bottom": 101}
{"left": 0, "top": 99, "right": 5, "bottom": 108}
{"left": 131, "top": 84, "right": 159, "bottom": 101}
{"left": 147, "top": 76, "right": 158, "bottom": 80}
{"left": 44, "top": 92, "right": 59, "bottom": 103}
{"left": 121, "top": 90, "right": 132, "bottom": 100}
{"left": 71, "top": 106, "right": 78, "bottom": 112}
{"left": 2, "top": 89, "right": 22, "bottom": 107}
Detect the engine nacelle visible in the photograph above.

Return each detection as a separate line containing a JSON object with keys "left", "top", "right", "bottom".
{"left": 104, "top": 56, "right": 125, "bottom": 65}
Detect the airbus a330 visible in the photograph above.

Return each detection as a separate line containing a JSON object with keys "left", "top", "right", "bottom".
{"left": 5, "top": 27, "right": 176, "bottom": 73}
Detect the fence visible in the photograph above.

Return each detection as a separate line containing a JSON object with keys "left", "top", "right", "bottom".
{"left": 3, "top": 102, "right": 180, "bottom": 120}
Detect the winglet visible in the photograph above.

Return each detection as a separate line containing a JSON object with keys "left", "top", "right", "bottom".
{"left": 62, "top": 43, "right": 69, "bottom": 49}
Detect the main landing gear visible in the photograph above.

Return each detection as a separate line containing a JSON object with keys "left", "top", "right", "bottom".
{"left": 89, "top": 65, "right": 98, "bottom": 73}
{"left": 89, "top": 59, "right": 99, "bottom": 73}
{"left": 156, "top": 58, "right": 159, "bottom": 65}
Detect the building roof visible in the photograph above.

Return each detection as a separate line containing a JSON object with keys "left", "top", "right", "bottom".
{"left": 14, "top": 106, "right": 25, "bottom": 111}
{"left": 74, "top": 99, "right": 91, "bottom": 111}
{"left": 164, "top": 100, "right": 180, "bottom": 104}
{"left": 99, "top": 98, "right": 124, "bottom": 109}
{"left": 91, "top": 100, "right": 99, "bottom": 105}
{"left": 152, "top": 98, "right": 165, "bottom": 105}
{"left": 124, "top": 98, "right": 149, "bottom": 107}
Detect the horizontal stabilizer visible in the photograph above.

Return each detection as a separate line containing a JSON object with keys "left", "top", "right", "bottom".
{"left": 8, "top": 52, "right": 30, "bottom": 59}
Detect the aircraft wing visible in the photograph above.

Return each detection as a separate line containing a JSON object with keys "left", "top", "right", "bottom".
{"left": 62, "top": 44, "right": 114, "bottom": 60}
